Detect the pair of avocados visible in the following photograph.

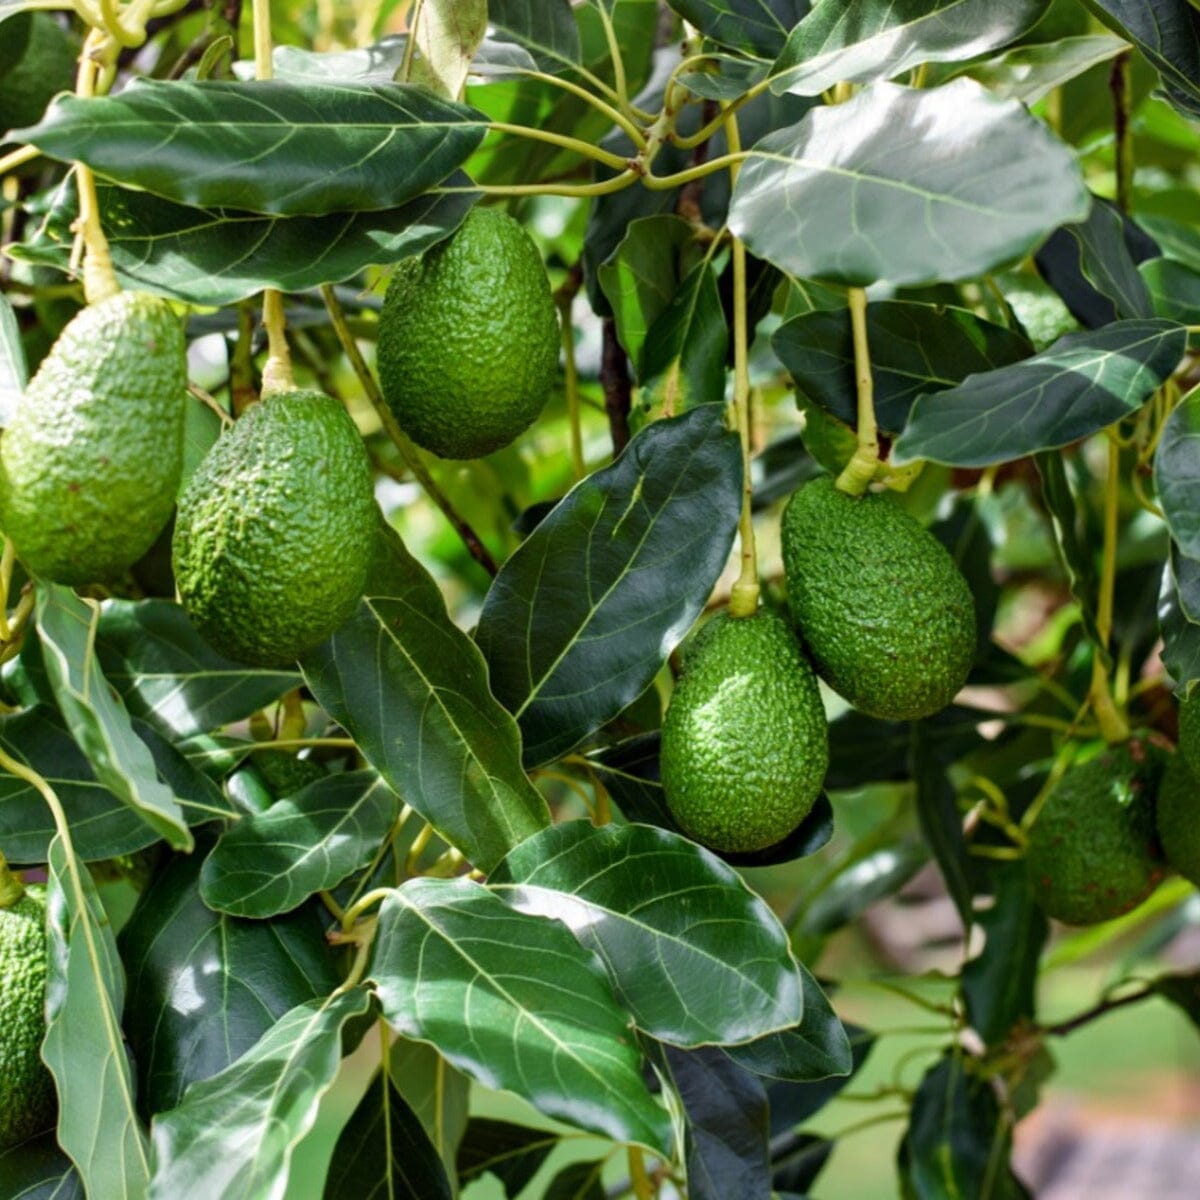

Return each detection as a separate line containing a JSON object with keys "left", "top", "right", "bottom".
{"left": 662, "top": 477, "right": 977, "bottom": 854}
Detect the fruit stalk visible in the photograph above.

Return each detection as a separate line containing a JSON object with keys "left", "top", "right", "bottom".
{"left": 1090, "top": 435, "right": 1130, "bottom": 743}
{"left": 834, "top": 288, "right": 880, "bottom": 497}
{"left": 74, "top": 30, "right": 120, "bottom": 304}
{"left": 0, "top": 849, "right": 24, "bottom": 909}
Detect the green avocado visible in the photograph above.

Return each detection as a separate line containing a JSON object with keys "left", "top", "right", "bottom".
{"left": 0, "top": 882, "right": 55, "bottom": 1149}
{"left": 781, "top": 476, "right": 976, "bottom": 721}
{"left": 254, "top": 750, "right": 326, "bottom": 799}
{"left": 1177, "top": 691, "right": 1200, "bottom": 773}
{"left": 1026, "top": 739, "right": 1167, "bottom": 926}
{"left": 660, "top": 608, "right": 829, "bottom": 854}
{"left": 1157, "top": 751, "right": 1200, "bottom": 888}
{"left": 0, "top": 14, "right": 78, "bottom": 136}
{"left": 173, "top": 389, "right": 376, "bottom": 667}
{"left": 376, "top": 207, "right": 560, "bottom": 459}
{"left": 0, "top": 291, "right": 186, "bottom": 584}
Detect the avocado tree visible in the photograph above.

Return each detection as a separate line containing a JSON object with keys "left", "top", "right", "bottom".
{"left": 0, "top": 1, "right": 1199, "bottom": 1197}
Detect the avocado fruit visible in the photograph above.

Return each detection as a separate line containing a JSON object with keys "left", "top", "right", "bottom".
{"left": 1026, "top": 739, "right": 1167, "bottom": 925}
{"left": 173, "top": 389, "right": 376, "bottom": 667}
{"left": 781, "top": 476, "right": 975, "bottom": 721}
{"left": 1157, "top": 750, "right": 1200, "bottom": 888}
{"left": 376, "top": 207, "right": 559, "bottom": 459}
{"left": 660, "top": 608, "right": 829, "bottom": 854}
{"left": 0, "top": 291, "right": 186, "bottom": 584}
{"left": 1177, "top": 690, "right": 1200, "bottom": 772}
{"left": 0, "top": 882, "right": 55, "bottom": 1149}
{"left": 254, "top": 750, "right": 326, "bottom": 799}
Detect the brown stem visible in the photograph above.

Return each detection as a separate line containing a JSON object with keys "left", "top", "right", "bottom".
{"left": 675, "top": 98, "right": 717, "bottom": 223}
{"left": 601, "top": 318, "right": 632, "bottom": 456}
{"left": 1110, "top": 50, "right": 1133, "bottom": 215}
{"left": 1045, "top": 983, "right": 1153, "bottom": 1037}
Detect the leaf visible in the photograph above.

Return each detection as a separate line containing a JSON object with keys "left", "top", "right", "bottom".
{"left": 456, "top": 1118, "right": 559, "bottom": 1197}
{"left": 957, "top": 33, "right": 1129, "bottom": 104}
{"left": 961, "top": 864, "right": 1048, "bottom": 1046}
{"left": 0, "top": 1132, "right": 84, "bottom": 1200}
{"left": 148, "top": 987, "right": 373, "bottom": 1200}
{"left": 300, "top": 525, "right": 548, "bottom": 875}
{"left": 488, "top": 0, "right": 581, "bottom": 74}
{"left": 894, "top": 319, "right": 1187, "bottom": 467}
{"left": 1172, "top": 545, "right": 1200, "bottom": 624}
{"left": 770, "top": 0, "right": 1050, "bottom": 96}
{"left": 491, "top": 821, "right": 804, "bottom": 1047}
{"left": 388, "top": 1039, "right": 470, "bottom": 1181}
{"left": 773, "top": 301, "right": 1032, "bottom": 436}
{"left": 1159, "top": 557, "right": 1200, "bottom": 693}
{"left": 324, "top": 1068, "right": 453, "bottom": 1200}
{"left": 911, "top": 722, "right": 973, "bottom": 925}
{"left": 666, "top": 0, "right": 811, "bottom": 58}
{"left": 410, "top": 0, "right": 488, "bottom": 99}
{"left": 200, "top": 772, "right": 397, "bottom": 918}
{"left": 18, "top": 80, "right": 486, "bottom": 217}
{"left": 1141, "top": 256, "right": 1200, "bottom": 327}
{"left": 544, "top": 1160, "right": 607, "bottom": 1200}
{"left": 37, "top": 585, "right": 191, "bottom": 851}
{"left": 1153, "top": 969, "right": 1200, "bottom": 1029}
{"left": 44, "top": 834, "right": 150, "bottom": 1199}
{"left": 371, "top": 877, "right": 673, "bottom": 1152}
{"left": 119, "top": 843, "right": 343, "bottom": 1116}
{"left": 1161, "top": 384, "right": 1200, "bottom": 561}
{"left": 897, "top": 1051, "right": 1030, "bottom": 1199}
{"left": 772, "top": 1133, "right": 834, "bottom": 1195}
{"left": 476, "top": 405, "right": 742, "bottom": 766}
{"left": 765, "top": 1024, "right": 875, "bottom": 1132}
{"left": 94, "top": 599, "right": 298, "bottom": 740}
{"left": 0, "top": 290, "right": 25, "bottom": 426}
{"left": 729, "top": 79, "right": 1089, "bottom": 289}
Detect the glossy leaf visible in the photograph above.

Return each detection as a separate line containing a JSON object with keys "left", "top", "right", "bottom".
{"left": 666, "top": 0, "right": 810, "bottom": 57}
{"left": 491, "top": 821, "right": 804, "bottom": 1046}
{"left": 729, "top": 79, "right": 1089, "bottom": 289}
{"left": 324, "top": 1069, "right": 453, "bottom": 1200}
{"left": 0, "top": 290, "right": 24, "bottom": 426}
{"left": 773, "top": 301, "right": 1031, "bottom": 435}
{"left": 489, "top": 0, "right": 581, "bottom": 74}
{"left": 894, "top": 319, "right": 1187, "bottom": 467}
{"left": 1157, "top": 385, "right": 1200, "bottom": 559}
{"left": 119, "top": 845, "right": 343, "bottom": 1116}
{"left": 475, "top": 405, "right": 742, "bottom": 766}
{"left": 37, "top": 585, "right": 191, "bottom": 851}
{"left": 388, "top": 1038, "right": 470, "bottom": 1182}
{"left": 18, "top": 80, "right": 486, "bottom": 217}
{"left": 958, "top": 33, "right": 1128, "bottom": 104}
{"left": 371, "top": 877, "right": 673, "bottom": 1152}
{"left": 148, "top": 988, "right": 373, "bottom": 1200}
{"left": 301, "top": 525, "right": 549, "bottom": 874}
{"left": 456, "top": 1118, "right": 558, "bottom": 1197}
{"left": 1142, "top": 256, "right": 1200, "bottom": 327}
{"left": 1159, "top": 557, "right": 1200, "bottom": 694}
{"left": 200, "top": 772, "right": 397, "bottom": 918}
{"left": 766, "top": 1024, "right": 875, "bottom": 1132}
{"left": 770, "top": 0, "right": 1049, "bottom": 96}
{"left": 409, "top": 0, "right": 487, "bottom": 98}
{"left": 772, "top": 1133, "right": 834, "bottom": 1195}
{"left": 1154, "top": 970, "right": 1200, "bottom": 1030}
{"left": 43, "top": 834, "right": 150, "bottom": 1199}
{"left": 0, "top": 1132, "right": 84, "bottom": 1200}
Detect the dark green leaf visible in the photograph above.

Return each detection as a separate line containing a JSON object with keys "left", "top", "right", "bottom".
{"left": 667, "top": 0, "right": 810, "bottom": 57}
{"left": 911, "top": 722, "right": 973, "bottom": 924}
{"left": 770, "top": 0, "right": 1050, "bottom": 96}
{"left": 456, "top": 1118, "right": 558, "bottom": 1197}
{"left": 772, "top": 1133, "right": 833, "bottom": 1195}
{"left": 301, "top": 525, "right": 549, "bottom": 875}
{"left": 894, "top": 320, "right": 1186, "bottom": 467}
{"left": 729, "top": 79, "right": 1089, "bottom": 288}
{"left": 491, "top": 821, "right": 804, "bottom": 1047}
{"left": 18, "top": 81, "right": 486, "bottom": 217}
{"left": 796, "top": 839, "right": 930, "bottom": 938}
{"left": 119, "top": 843, "right": 343, "bottom": 1116}
{"left": 372, "top": 877, "right": 673, "bottom": 1153}
{"left": 1141, "top": 256, "right": 1200, "bottom": 327}
{"left": 773, "top": 301, "right": 1031, "bottom": 435}
{"left": 544, "top": 1160, "right": 606, "bottom": 1200}
{"left": 324, "top": 1069, "right": 452, "bottom": 1200}
{"left": 475, "top": 405, "right": 742, "bottom": 767}
{"left": 0, "top": 1132, "right": 83, "bottom": 1200}
{"left": 200, "top": 772, "right": 397, "bottom": 918}
{"left": 37, "top": 585, "right": 191, "bottom": 851}
{"left": 44, "top": 834, "right": 150, "bottom": 1199}
{"left": 148, "top": 988, "right": 373, "bottom": 1199}
{"left": 1173, "top": 546, "right": 1200, "bottom": 624}
{"left": 1139, "top": 214, "right": 1200, "bottom": 274}
{"left": 1159, "top": 558, "right": 1200, "bottom": 693}
{"left": 0, "top": 291, "right": 24, "bottom": 425}
{"left": 765, "top": 1025, "right": 875, "bottom": 1132}
{"left": 489, "top": 0, "right": 581, "bottom": 74}
{"left": 956, "top": 33, "right": 1128, "bottom": 104}
{"left": 1153, "top": 970, "right": 1200, "bottom": 1029}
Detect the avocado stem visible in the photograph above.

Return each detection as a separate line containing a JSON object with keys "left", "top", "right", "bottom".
{"left": 835, "top": 288, "right": 879, "bottom": 497}
{"left": 0, "top": 850, "right": 25, "bottom": 909}
{"left": 259, "top": 288, "right": 295, "bottom": 397}
{"left": 1090, "top": 434, "right": 1129, "bottom": 743}
{"left": 74, "top": 31, "right": 120, "bottom": 304}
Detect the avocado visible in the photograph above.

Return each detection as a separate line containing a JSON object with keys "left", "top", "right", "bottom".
{"left": 781, "top": 475, "right": 976, "bottom": 721}
{"left": 172, "top": 389, "right": 376, "bottom": 666}
{"left": 1157, "top": 751, "right": 1200, "bottom": 888}
{"left": 1026, "top": 739, "right": 1167, "bottom": 925}
{"left": 0, "top": 882, "right": 55, "bottom": 1149}
{"left": 1177, "top": 691, "right": 1200, "bottom": 773}
{"left": 660, "top": 608, "right": 829, "bottom": 853}
{"left": 0, "top": 291, "right": 186, "bottom": 584}
{"left": 0, "top": 14, "right": 78, "bottom": 137}
{"left": 254, "top": 750, "right": 325, "bottom": 799}
{"left": 376, "top": 207, "right": 560, "bottom": 459}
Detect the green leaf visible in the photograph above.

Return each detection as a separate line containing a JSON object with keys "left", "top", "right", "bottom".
{"left": 1141, "top": 256, "right": 1200, "bottom": 327}
{"left": 301, "top": 525, "right": 549, "bottom": 875}
{"left": 955, "top": 33, "right": 1128, "bottom": 104}
{"left": 200, "top": 772, "right": 397, "bottom": 918}
{"left": 324, "top": 1069, "right": 453, "bottom": 1200}
{"left": 894, "top": 320, "right": 1187, "bottom": 467}
{"left": 544, "top": 1160, "right": 606, "bottom": 1199}
{"left": 475, "top": 405, "right": 742, "bottom": 766}
{"left": 388, "top": 1039, "right": 470, "bottom": 1182}
{"left": 44, "top": 834, "right": 150, "bottom": 1200}
{"left": 1159, "top": 557, "right": 1200, "bottom": 693}
{"left": 770, "top": 0, "right": 1050, "bottom": 96}
{"left": 11, "top": 178, "right": 475, "bottom": 308}
{"left": 119, "top": 843, "right": 343, "bottom": 1116}
{"left": 0, "top": 290, "right": 24, "bottom": 426}
{"left": 491, "top": 821, "right": 804, "bottom": 1047}
{"left": 17, "top": 80, "right": 487, "bottom": 217}
{"left": 457, "top": 1119, "right": 559, "bottom": 1197}
{"left": 372, "top": 877, "right": 673, "bottom": 1153}
{"left": 1153, "top": 969, "right": 1200, "bottom": 1029}
{"left": 1156, "top": 385, "right": 1200, "bottom": 559}
{"left": 37, "top": 585, "right": 192, "bottom": 851}
{"left": 489, "top": 0, "right": 581, "bottom": 74}
{"left": 0, "top": 1131, "right": 83, "bottom": 1200}
{"left": 1139, "top": 214, "right": 1200, "bottom": 275}
{"left": 911, "top": 722, "right": 973, "bottom": 925}
{"left": 773, "top": 301, "right": 1031, "bottom": 435}
{"left": 666, "top": 0, "right": 810, "bottom": 58}
{"left": 765, "top": 1024, "right": 875, "bottom": 1129}
{"left": 148, "top": 988, "right": 373, "bottom": 1199}
{"left": 94, "top": 599, "right": 298, "bottom": 740}
{"left": 729, "top": 79, "right": 1089, "bottom": 288}
{"left": 409, "top": 0, "right": 488, "bottom": 98}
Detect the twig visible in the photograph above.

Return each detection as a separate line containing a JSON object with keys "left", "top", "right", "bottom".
{"left": 1045, "top": 983, "right": 1153, "bottom": 1037}
{"left": 600, "top": 319, "right": 632, "bottom": 456}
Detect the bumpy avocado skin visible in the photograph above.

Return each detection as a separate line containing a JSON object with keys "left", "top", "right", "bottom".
{"left": 173, "top": 389, "right": 376, "bottom": 667}
{"left": 376, "top": 207, "right": 559, "bottom": 459}
{"left": 0, "top": 885, "right": 56, "bottom": 1149}
{"left": 255, "top": 750, "right": 325, "bottom": 799}
{"left": 781, "top": 476, "right": 976, "bottom": 721}
{"left": 1157, "top": 751, "right": 1200, "bottom": 888}
{"left": 660, "top": 608, "right": 829, "bottom": 854}
{"left": 1177, "top": 692, "right": 1200, "bottom": 773}
{"left": 1026, "top": 740, "right": 1167, "bottom": 926}
{"left": 0, "top": 292, "right": 185, "bottom": 584}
